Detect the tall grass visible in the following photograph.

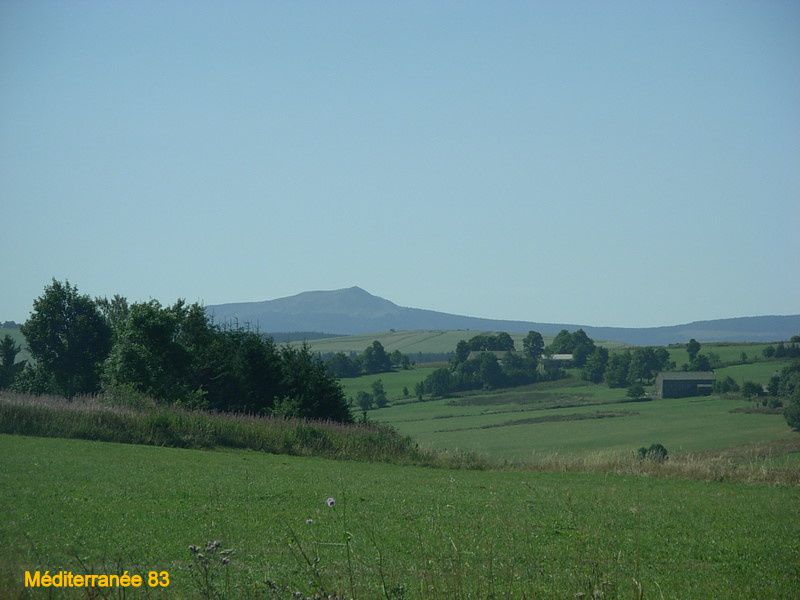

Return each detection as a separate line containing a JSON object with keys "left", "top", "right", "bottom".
{"left": 514, "top": 440, "right": 800, "bottom": 485}
{"left": 0, "top": 391, "right": 487, "bottom": 469}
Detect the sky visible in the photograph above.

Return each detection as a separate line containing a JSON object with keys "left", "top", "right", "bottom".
{"left": 1, "top": 1, "right": 799, "bottom": 327}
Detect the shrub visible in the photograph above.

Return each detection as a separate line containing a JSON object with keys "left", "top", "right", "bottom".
{"left": 627, "top": 383, "right": 646, "bottom": 400}
{"left": 637, "top": 443, "right": 668, "bottom": 463}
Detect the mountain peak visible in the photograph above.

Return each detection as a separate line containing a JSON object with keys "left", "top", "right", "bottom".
{"left": 335, "top": 285, "right": 382, "bottom": 300}
{"left": 341, "top": 285, "right": 370, "bottom": 294}
{"left": 206, "top": 289, "right": 800, "bottom": 343}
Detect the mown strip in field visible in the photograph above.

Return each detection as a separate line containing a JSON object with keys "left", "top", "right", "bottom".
{"left": 434, "top": 409, "right": 639, "bottom": 433}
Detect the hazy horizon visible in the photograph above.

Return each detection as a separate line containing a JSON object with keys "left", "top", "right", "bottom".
{"left": 6, "top": 281, "right": 800, "bottom": 330}
{"left": 187, "top": 284, "right": 800, "bottom": 330}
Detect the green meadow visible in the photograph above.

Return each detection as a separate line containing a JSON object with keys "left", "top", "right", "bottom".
{"left": 2, "top": 331, "right": 799, "bottom": 598}
{"left": 338, "top": 367, "right": 438, "bottom": 402}
{"left": 665, "top": 342, "right": 774, "bottom": 366}
{"left": 715, "top": 360, "right": 791, "bottom": 386}
{"left": 372, "top": 375, "right": 797, "bottom": 460}
{"left": 2, "top": 434, "right": 798, "bottom": 599}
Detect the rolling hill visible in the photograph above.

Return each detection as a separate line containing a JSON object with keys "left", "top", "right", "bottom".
{"left": 206, "top": 287, "right": 800, "bottom": 345}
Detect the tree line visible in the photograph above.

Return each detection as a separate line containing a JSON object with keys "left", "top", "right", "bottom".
{"left": 0, "top": 280, "right": 352, "bottom": 422}
{"left": 415, "top": 331, "right": 554, "bottom": 398}
{"left": 583, "top": 345, "right": 673, "bottom": 388}
{"left": 413, "top": 328, "right": 681, "bottom": 399}
{"left": 542, "top": 328, "right": 673, "bottom": 390}
{"left": 763, "top": 338, "right": 800, "bottom": 359}
{"left": 323, "top": 341, "right": 411, "bottom": 378}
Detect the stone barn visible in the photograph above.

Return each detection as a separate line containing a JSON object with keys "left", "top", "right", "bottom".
{"left": 654, "top": 371, "right": 715, "bottom": 399}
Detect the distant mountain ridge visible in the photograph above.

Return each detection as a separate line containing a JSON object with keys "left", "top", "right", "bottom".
{"left": 206, "top": 287, "right": 800, "bottom": 345}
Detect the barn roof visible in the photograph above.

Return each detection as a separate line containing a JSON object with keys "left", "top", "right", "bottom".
{"left": 657, "top": 371, "right": 715, "bottom": 380}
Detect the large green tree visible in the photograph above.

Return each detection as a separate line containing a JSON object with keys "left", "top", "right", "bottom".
{"left": 278, "top": 344, "right": 352, "bottom": 422}
{"left": 21, "top": 280, "right": 111, "bottom": 397}
{"left": 522, "top": 330, "right": 545, "bottom": 360}
{"left": 582, "top": 347, "right": 609, "bottom": 383}
{"left": 548, "top": 329, "right": 574, "bottom": 354}
{"left": 95, "top": 294, "right": 130, "bottom": 339}
{"left": 362, "top": 340, "right": 392, "bottom": 374}
{"left": 454, "top": 340, "right": 471, "bottom": 364}
{"left": 570, "top": 329, "right": 596, "bottom": 368}
{"left": 477, "top": 352, "right": 504, "bottom": 389}
{"left": 102, "top": 300, "right": 192, "bottom": 403}
{"left": 605, "top": 350, "right": 632, "bottom": 388}
{"left": 628, "top": 347, "right": 672, "bottom": 382}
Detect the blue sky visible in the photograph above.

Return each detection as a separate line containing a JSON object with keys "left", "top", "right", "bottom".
{"left": 2, "top": 1, "right": 798, "bottom": 327}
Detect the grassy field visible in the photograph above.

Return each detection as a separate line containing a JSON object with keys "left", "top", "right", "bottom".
{"left": 2, "top": 346, "right": 798, "bottom": 597}
{"left": 666, "top": 342, "right": 775, "bottom": 366}
{"left": 339, "top": 367, "right": 438, "bottom": 402}
{"left": 370, "top": 361, "right": 797, "bottom": 461}
{"left": 378, "top": 394, "right": 795, "bottom": 460}
{"left": 2, "top": 434, "right": 798, "bottom": 598}
{"left": 715, "top": 360, "right": 792, "bottom": 386}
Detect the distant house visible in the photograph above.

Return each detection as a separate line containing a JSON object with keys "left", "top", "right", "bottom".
{"left": 655, "top": 371, "right": 715, "bottom": 399}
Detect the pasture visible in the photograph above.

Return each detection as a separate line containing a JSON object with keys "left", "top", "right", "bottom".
{"left": 665, "top": 342, "right": 774, "bottom": 366}
{"left": 338, "top": 367, "right": 438, "bottom": 402}
{"left": 2, "top": 434, "right": 798, "bottom": 598}
{"left": 715, "top": 360, "right": 791, "bottom": 386}
{"left": 370, "top": 361, "right": 798, "bottom": 461}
